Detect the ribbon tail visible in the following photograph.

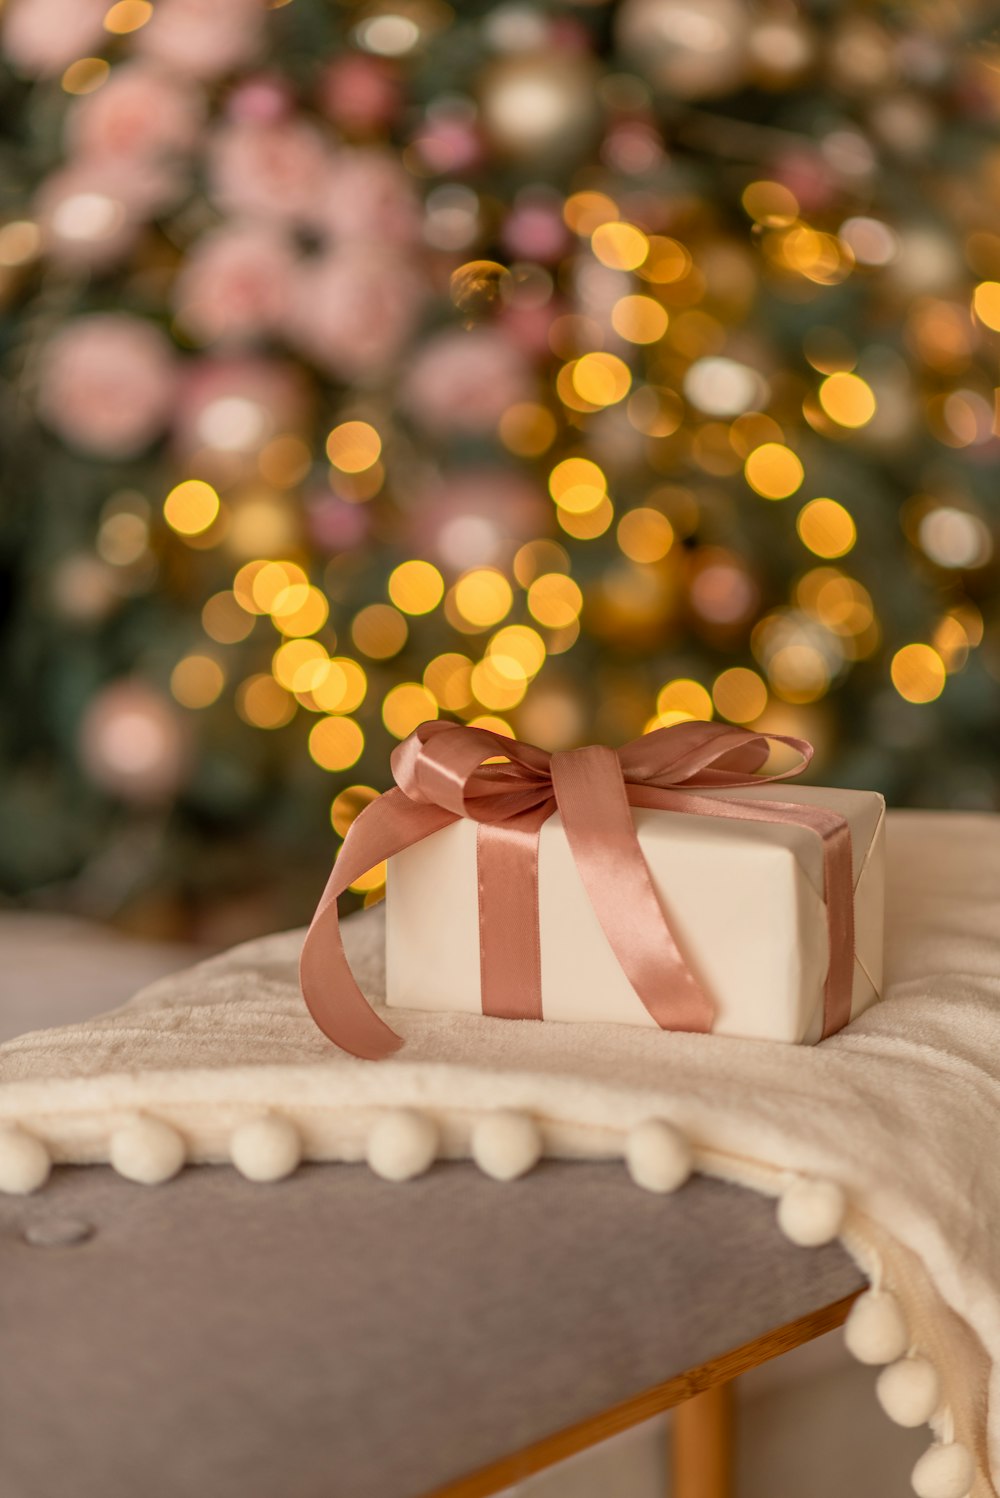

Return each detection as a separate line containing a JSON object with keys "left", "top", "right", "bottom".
{"left": 299, "top": 788, "right": 459, "bottom": 1059}
{"left": 551, "top": 747, "right": 715, "bottom": 1034}
{"left": 477, "top": 803, "right": 553, "bottom": 1022}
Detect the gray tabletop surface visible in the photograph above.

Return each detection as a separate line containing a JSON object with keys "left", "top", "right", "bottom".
{"left": 0, "top": 1158, "right": 865, "bottom": 1498}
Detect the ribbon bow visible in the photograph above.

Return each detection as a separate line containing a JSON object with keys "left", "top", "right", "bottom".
{"left": 300, "top": 719, "right": 855, "bottom": 1059}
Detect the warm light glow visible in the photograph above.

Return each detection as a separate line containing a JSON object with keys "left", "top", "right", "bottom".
{"left": 656, "top": 679, "right": 712, "bottom": 721}
{"left": 388, "top": 559, "right": 444, "bottom": 615}
{"left": 498, "top": 402, "right": 557, "bottom": 456}
{"left": 249, "top": 560, "right": 308, "bottom": 614}
{"left": 818, "top": 372, "right": 876, "bottom": 428}
{"left": 796, "top": 498, "right": 857, "bottom": 558}
{"left": 767, "top": 644, "right": 831, "bottom": 704}
{"left": 382, "top": 682, "right": 438, "bottom": 738}
{"left": 564, "top": 191, "right": 619, "bottom": 235}
{"left": 557, "top": 494, "right": 614, "bottom": 539}
{"left": 617, "top": 508, "right": 674, "bottom": 563}
{"left": 513, "top": 540, "right": 570, "bottom": 588}
{"left": 639, "top": 236, "right": 691, "bottom": 284}
{"left": 972, "top": 281, "right": 1000, "bottom": 332}
{"left": 271, "top": 584, "right": 329, "bottom": 638}
{"left": 351, "top": 603, "right": 408, "bottom": 658}
{"left": 611, "top": 295, "right": 669, "bottom": 344}
{"left": 103, "top": 0, "right": 152, "bottom": 32}
{"left": 487, "top": 625, "right": 546, "bottom": 679}
{"left": 452, "top": 569, "right": 514, "bottom": 629}
{"left": 308, "top": 715, "right": 365, "bottom": 770}
{"left": 349, "top": 861, "right": 387, "bottom": 894}
{"left": 0, "top": 220, "right": 40, "bottom": 267}
{"left": 470, "top": 657, "right": 527, "bottom": 710}
{"left": 163, "top": 480, "right": 220, "bottom": 537}
{"left": 423, "top": 653, "right": 474, "bottom": 710}
{"left": 272, "top": 638, "right": 328, "bottom": 692}
{"left": 237, "top": 675, "right": 296, "bottom": 729}
{"left": 325, "top": 421, "right": 382, "bottom": 473}
{"left": 548, "top": 456, "right": 607, "bottom": 514}
{"left": 331, "top": 785, "right": 380, "bottom": 836}
{"left": 712, "top": 668, "right": 768, "bottom": 723}
{"left": 744, "top": 443, "right": 804, "bottom": 500}
{"left": 202, "top": 591, "right": 255, "bottom": 645}
{"left": 466, "top": 715, "right": 514, "bottom": 737}
{"left": 741, "top": 180, "right": 799, "bottom": 227}
{"left": 170, "top": 654, "right": 224, "bottom": 709}
{"left": 527, "top": 573, "right": 583, "bottom": 629}
{"left": 891, "top": 644, "right": 946, "bottom": 704}
{"left": 312, "top": 657, "right": 367, "bottom": 713}
{"left": 571, "top": 351, "right": 631, "bottom": 407}
{"left": 591, "top": 221, "right": 648, "bottom": 271}
{"left": 61, "top": 58, "right": 110, "bottom": 94}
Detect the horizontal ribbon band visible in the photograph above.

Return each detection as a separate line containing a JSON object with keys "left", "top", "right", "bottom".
{"left": 299, "top": 719, "right": 855, "bottom": 1060}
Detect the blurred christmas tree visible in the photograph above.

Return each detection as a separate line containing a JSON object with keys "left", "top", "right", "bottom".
{"left": 1, "top": 0, "right": 999, "bottom": 941}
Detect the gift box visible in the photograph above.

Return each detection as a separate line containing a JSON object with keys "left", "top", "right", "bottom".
{"left": 300, "top": 719, "right": 885, "bottom": 1058}
{"left": 384, "top": 782, "right": 884, "bottom": 1045}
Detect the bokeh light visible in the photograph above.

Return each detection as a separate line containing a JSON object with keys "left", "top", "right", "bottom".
{"left": 309, "top": 716, "right": 365, "bottom": 770}
{"left": 163, "top": 480, "right": 220, "bottom": 537}
{"left": 891, "top": 644, "right": 946, "bottom": 704}
{"left": 796, "top": 499, "right": 857, "bottom": 558}
{"left": 744, "top": 444, "right": 804, "bottom": 500}
{"left": 382, "top": 682, "right": 438, "bottom": 738}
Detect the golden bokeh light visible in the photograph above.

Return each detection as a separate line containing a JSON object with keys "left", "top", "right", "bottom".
{"left": 744, "top": 443, "right": 804, "bottom": 500}
{"left": 627, "top": 385, "right": 684, "bottom": 437}
{"left": 0, "top": 220, "right": 40, "bottom": 267}
{"left": 103, "top": 0, "right": 152, "bottom": 32}
{"left": 423, "top": 653, "right": 474, "bottom": 710}
{"left": 470, "top": 657, "right": 528, "bottom": 711}
{"left": 513, "top": 540, "right": 570, "bottom": 587}
{"left": 325, "top": 421, "right": 382, "bottom": 473}
{"left": 61, "top": 58, "right": 110, "bottom": 94}
{"left": 617, "top": 507, "right": 674, "bottom": 563}
{"left": 527, "top": 573, "right": 583, "bottom": 629}
{"left": 466, "top": 714, "right": 514, "bottom": 737}
{"left": 656, "top": 679, "right": 712, "bottom": 720}
{"left": 557, "top": 495, "right": 614, "bottom": 539}
{"left": 258, "top": 434, "right": 311, "bottom": 489}
{"left": 330, "top": 784, "right": 380, "bottom": 836}
{"left": 972, "top": 280, "right": 1000, "bottom": 332}
{"left": 564, "top": 191, "right": 619, "bottom": 235}
{"left": 891, "top": 644, "right": 946, "bottom": 704}
{"left": 712, "top": 667, "right": 768, "bottom": 723}
{"left": 349, "top": 861, "right": 387, "bottom": 894}
{"left": 388, "top": 559, "right": 444, "bottom": 615}
{"left": 271, "top": 584, "right": 329, "bottom": 638}
{"left": 639, "top": 236, "right": 691, "bottom": 285}
{"left": 170, "top": 654, "right": 225, "bottom": 710}
{"left": 818, "top": 372, "right": 876, "bottom": 428}
{"left": 548, "top": 456, "right": 607, "bottom": 514}
{"left": 202, "top": 590, "right": 255, "bottom": 645}
{"left": 741, "top": 180, "right": 799, "bottom": 227}
{"left": 591, "top": 221, "right": 648, "bottom": 271}
{"left": 452, "top": 568, "right": 514, "bottom": 629}
{"left": 488, "top": 625, "right": 546, "bottom": 679}
{"left": 611, "top": 295, "right": 669, "bottom": 344}
{"left": 272, "top": 638, "right": 328, "bottom": 692}
{"left": 382, "top": 682, "right": 438, "bottom": 738}
{"left": 237, "top": 674, "right": 296, "bottom": 729}
{"left": 312, "top": 657, "right": 367, "bottom": 713}
{"left": 767, "top": 644, "right": 831, "bottom": 704}
{"left": 163, "top": 479, "right": 220, "bottom": 537}
{"left": 351, "top": 602, "right": 408, "bottom": 659}
{"left": 498, "top": 402, "right": 558, "bottom": 456}
{"left": 796, "top": 498, "right": 857, "bottom": 558}
{"left": 308, "top": 715, "right": 364, "bottom": 770}
{"left": 571, "top": 351, "right": 632, "bottom": 407}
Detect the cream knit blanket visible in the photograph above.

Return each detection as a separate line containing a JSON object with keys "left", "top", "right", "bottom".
{"left": 1, "top": 810, "right": 998, "bottom": 1497}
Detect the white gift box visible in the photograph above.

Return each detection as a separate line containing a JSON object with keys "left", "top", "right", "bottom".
{"left": 384, "top": 783, "right": 885, "bottom": 1045}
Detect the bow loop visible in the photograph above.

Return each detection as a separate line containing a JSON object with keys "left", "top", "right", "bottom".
{"left": 390, "top": 719, "right": 553, "bottom": 821}
{"left": 618, "top": 719, "right": 813, "bottom": 789}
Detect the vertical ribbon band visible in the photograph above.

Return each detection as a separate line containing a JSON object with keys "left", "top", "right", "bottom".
{"left": 299, "top": 719, "right": 855, "bottom": 1059}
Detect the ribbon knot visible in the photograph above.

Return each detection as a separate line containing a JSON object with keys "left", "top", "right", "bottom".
{"left": 300, "top": 720, "right": 855, "bottom": 1060}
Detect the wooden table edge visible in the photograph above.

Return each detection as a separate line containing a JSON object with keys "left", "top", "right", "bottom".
{"left": 420, "top": 1288, "right": 863, "bottom": 1498}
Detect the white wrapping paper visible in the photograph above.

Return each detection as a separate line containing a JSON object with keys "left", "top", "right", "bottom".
{"left": 385, "top": 783, "right": 885, "bottom": 1044}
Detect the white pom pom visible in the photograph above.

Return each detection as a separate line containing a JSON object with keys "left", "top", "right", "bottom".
{"left": 625, "top": 1119, "right": 693, "bottom": 1194}
{"left": 911, "top": 1442, "right": 975, "bottom": 1498}
{"left": 776, "top": 1178, "right": 846, "bottom": 1246}
{"left": 230, "top": 1116, "right": 302, "bottom": 1183}
{"left": 876, "top": 1357, "right": 940, "bottom": 1428}
{"left": 0, "top": 1126, "right": 51, "bottom": 1195}
{"left": 366, "top": 1109, "right": 438, "bottom": 1182}
{"left": 109, "top": 1116, "right": 185, "bottom": 1185}
{"left": 845, "top": 1289, "right": 910, "bottom": 1365}
{"left": 471, "top": 1112, "right": 542, "bottom": 1182}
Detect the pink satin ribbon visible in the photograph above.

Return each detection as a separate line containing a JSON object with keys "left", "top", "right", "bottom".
{"left": 299, "top": 719, "right": 855, "bottom": 1059}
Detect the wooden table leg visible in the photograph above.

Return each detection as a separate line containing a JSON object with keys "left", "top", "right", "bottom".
{"left": 671, "top": 1379, "right": 735, "bottom": 1498}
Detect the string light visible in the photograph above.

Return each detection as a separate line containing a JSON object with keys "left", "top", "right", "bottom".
{"left": 382, "top": 682, "right": 438, "bottom": 738}
{"left": 891, "top": 644, "right": 946, "bottom": 704}
{"left": 796, "top": 499, "right": 857, "bottom": 558}
{"left": 308, "top": 716, "right": 364, "bottom": 770}
{"left": 163, "top": 480, "right": 220, "bottom": 537}
{"left": 330, "top": 785, "right": 380, "bottom": 836}
{"left": 744, "top": 443, "right": 804, "bottom": 500}
{"left": 388, "top": 560, "right": 444, "bottom": 615}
